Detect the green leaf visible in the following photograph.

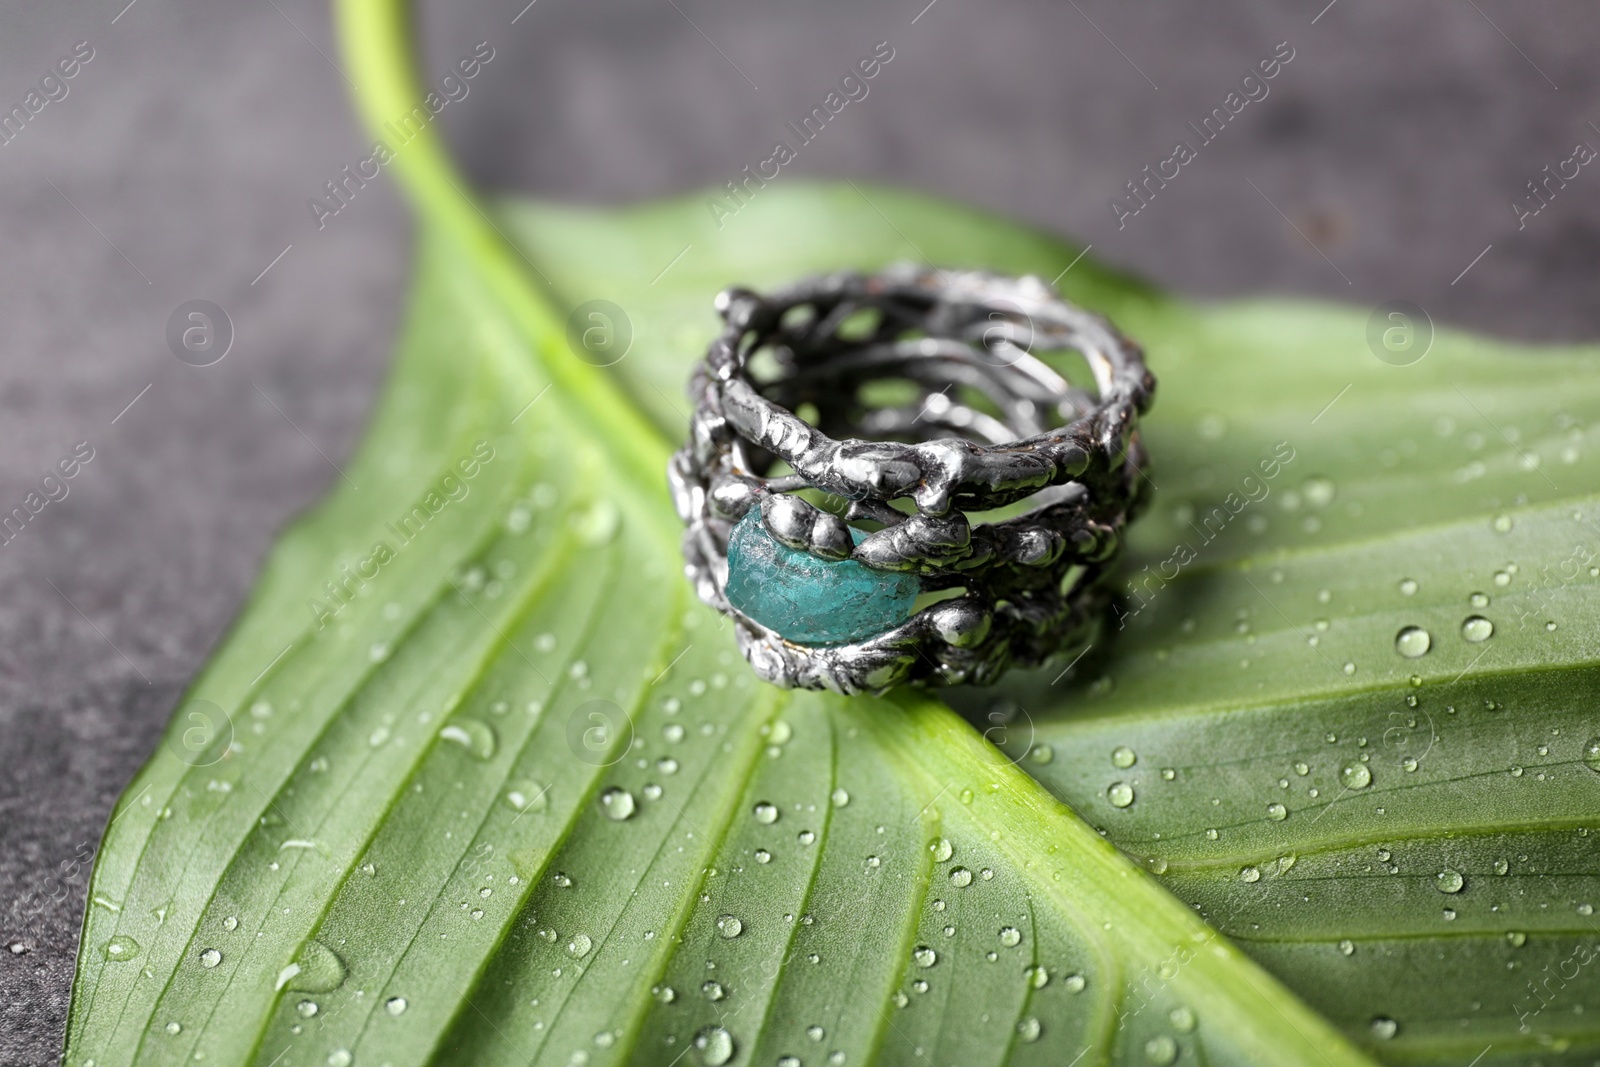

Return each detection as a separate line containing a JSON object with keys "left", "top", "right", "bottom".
{"left": 60, "top": 206, "right": 1352, "bottom": 1062}
{"left": 497, "top": 195, "right": 1600, "bottom": 1063}
{"left": 495, "top": 150, "right": 1600, "bottom": 1065}
{"left": 986, "top": 298, "right": 1600, "bottom": 1062}
{"left": 492, "top": 174, "right": 1600, "bottom": 1061}
{"left": 61, "top": 3, "right": 1371, "bottom": 1067}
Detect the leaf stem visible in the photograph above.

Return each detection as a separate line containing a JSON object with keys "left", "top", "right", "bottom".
{"left": 333, "top": 0, "right": 674, "bottom": 495}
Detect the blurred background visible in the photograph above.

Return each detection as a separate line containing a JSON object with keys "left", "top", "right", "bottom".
{"left": 3, "top": 0, "right": 1598, "bottom": 1060}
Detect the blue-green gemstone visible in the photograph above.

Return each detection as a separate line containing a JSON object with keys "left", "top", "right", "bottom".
{"left": 725, "top": 509, "right": 920, "bottom": 645}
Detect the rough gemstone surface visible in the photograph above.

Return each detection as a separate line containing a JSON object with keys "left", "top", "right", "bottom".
{"left": 725, "top": 509, "right": 920, "bottom": 645}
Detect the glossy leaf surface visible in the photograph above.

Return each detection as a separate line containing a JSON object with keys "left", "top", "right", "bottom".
{"left": 61, "top": 3, "right": 1372, "bottom": 1066}
{"left": 69, "top": 0, "right": 1600, "bottom": 1062}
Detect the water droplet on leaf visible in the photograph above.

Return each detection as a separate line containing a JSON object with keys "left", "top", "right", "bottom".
{"left": 599, "top": 786, "right": 636, "bottom": 821}
{"left": 278, "top": 940, "right": 346, "bottom": 993}
{"left": 1340, "top": 763, "right": 1372, "bottom": 790}
{"left": 693, "top": 1025, "right": 735, "bottom": 1066}
{"left": 1394, "top": 626, "right": 1431, "bottom": 658}
{"left": 1144, "top": 1035, "right": 1178, "bottom": 1065}
{"left": 504, "top": 780, "right": 548, "bottom": 814}
{"left": 101, "top": 936, "right": 141, "bottom": 962}
{"left": 438, "top": 719, "right": 497, "bottom": 760}
{"left": 1302, "top": 476, "right": 1336, "bottom": 508}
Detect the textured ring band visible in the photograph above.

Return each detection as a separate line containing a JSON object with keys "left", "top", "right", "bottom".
{"left": 669, "top": 263, "right": 1155, "bottom": 693}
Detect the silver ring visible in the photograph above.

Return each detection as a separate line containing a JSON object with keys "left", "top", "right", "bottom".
{"left": 669, "top": 263, "right": 1155, "bottom": 693}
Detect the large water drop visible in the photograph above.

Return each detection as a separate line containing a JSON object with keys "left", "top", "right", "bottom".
{"left": 504, "top": 780, "right": 548, "bottom": 814}
{"left": 1144, "top": 1035, "right": 1178, "bottom": 1065}
{"left": 277, "top": 940, "right": 346, "bottom": 993}
{"left": 693, "top": 1025, "right": 735, "bottom": 1066}
{"left": 101, "top": 935, "right": 141, "bottom": 962}
{"left": 599, "top": 786, "right": 636, "bottom": 821}
{"left": 439, "top": 719, "right": 497, "bottom": 760}
{"left": 1394, "top": 626, "right": 1431, "bottom": 658}
{"left": 1340, "top": 763, "right": 1372, "bottom": 790}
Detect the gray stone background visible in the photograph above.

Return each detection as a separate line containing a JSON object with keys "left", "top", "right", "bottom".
{"left": 2, "top": 0, "right": 1597, "bottom": 1061}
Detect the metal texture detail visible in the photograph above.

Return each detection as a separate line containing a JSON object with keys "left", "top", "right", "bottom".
{"left": 672, "top": 264, "right": 1154, "bottom": 692}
